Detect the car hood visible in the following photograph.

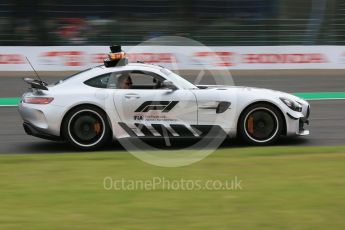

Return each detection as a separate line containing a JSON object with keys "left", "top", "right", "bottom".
{"left": 197, "top": 85, "right": 307, "bottom": 104}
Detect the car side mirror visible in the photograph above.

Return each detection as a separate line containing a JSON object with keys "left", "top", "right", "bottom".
{"left": 162, "top": 80, "right": 177, "bottom": 90}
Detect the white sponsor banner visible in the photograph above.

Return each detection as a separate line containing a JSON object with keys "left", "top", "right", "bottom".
{"left": 0, "top": 46, "right": 345, "bottom": 71}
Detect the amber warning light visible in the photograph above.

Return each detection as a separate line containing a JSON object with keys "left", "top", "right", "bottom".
{"left": 104, "top": 45, "right": 128, "bottom": 67}
{"left": 109, "top": 52, "right": 126, "bottom": 61}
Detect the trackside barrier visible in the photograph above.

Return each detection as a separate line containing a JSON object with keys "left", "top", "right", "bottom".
{"left": 1, "top": 46, "right": 345, "bottom": 71}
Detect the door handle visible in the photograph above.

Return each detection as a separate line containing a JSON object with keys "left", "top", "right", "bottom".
{"left": 124, "top": 93, "right": 141, "bottom": 99}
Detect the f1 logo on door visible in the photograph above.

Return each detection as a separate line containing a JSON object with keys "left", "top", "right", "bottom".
{"left": 135, "top": 101, "right": 179, "bottom": 113}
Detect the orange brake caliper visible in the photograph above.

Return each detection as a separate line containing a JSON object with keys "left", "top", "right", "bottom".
{"left": 247, "top": 116, "right": 254, "bottom": 135}
{"left": 94, "top": 122, "right": 102, "bottom": 134}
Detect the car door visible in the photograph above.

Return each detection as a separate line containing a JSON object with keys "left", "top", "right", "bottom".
{"left": 113, "top": 70, "right": 198, "bottom": 138}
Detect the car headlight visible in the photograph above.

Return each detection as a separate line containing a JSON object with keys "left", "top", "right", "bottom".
{"left": 280, "top": 97, "right": 302, "bottom": 112}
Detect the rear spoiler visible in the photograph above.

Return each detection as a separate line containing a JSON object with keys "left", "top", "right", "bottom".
{"left": 23, "top": 78, "right": 49, "bottom": 91}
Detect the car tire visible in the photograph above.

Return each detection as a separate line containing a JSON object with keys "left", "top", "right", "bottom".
{"left": 238, "top": 103, "right": 283, "bottom": 145}
{"left": 62, "top": 105, "right": 111, "bottom": 150}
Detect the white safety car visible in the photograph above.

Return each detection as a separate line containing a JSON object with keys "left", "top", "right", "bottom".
{"left": 18, "top": 45, "right": 310, "bottom": 150}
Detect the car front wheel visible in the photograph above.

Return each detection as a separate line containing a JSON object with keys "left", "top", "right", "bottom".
{"left": 238, "top": 103, "right": 283, "bottom": 145}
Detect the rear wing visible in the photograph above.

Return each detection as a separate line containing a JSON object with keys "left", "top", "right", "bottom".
{"left": 23, "top": 78, "right": 48, "bottom": 91}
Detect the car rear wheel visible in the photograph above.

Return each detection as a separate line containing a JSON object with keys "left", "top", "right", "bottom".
{"left": 238, "top": 103, "right": 283, "bottom": 145}
{"left": 62, "top": 105, "right": 111, "bottom": 150}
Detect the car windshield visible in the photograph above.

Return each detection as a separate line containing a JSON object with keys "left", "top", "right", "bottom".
{"left": 160, "top": 69, "right": 198, "bottom": 90}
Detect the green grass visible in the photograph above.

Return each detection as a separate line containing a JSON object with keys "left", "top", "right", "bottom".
{"left": 1, "top": 146, "right": 345, "bottom": 229}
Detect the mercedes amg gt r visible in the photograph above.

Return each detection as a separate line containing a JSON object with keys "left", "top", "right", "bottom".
{"left": 18, "top": 46, "right": 310, "bottom": 150}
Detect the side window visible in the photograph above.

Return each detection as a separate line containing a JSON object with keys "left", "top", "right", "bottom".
{"left": 84, "top": 73, "right": 117, "bottom": 89}
{"left": 85, "top": 70, "right": 169, "bottom": 90}
{"left": 117, "top": 70, "right": 166, "bottom": 90}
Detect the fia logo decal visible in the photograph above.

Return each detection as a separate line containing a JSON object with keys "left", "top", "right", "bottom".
{"left": 134, "top": 115, "right": 143, "bottom": 120}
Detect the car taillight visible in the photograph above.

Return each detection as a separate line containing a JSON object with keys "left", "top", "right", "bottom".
{"left": 23, "top": 97, "right": 54, "bottom": 104}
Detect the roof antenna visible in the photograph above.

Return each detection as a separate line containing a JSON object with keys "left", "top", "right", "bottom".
{"left": 26, "top": 56, "right": 43, "bottom": 82}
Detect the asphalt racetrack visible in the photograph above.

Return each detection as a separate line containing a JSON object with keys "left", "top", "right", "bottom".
{"left": 0, "top": 74, "right": 344, "bottom": 153}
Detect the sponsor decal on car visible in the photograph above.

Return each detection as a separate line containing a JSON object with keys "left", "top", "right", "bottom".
{"left": 135, "top": 101, "right": 179, "bottom": 113}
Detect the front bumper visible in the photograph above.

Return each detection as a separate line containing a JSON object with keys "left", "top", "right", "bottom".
{"left": 286, "top": 104, "right": 310, "bottom": 136}
{"left": 298, "top": 106, "right": 310, "bottom": 135}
